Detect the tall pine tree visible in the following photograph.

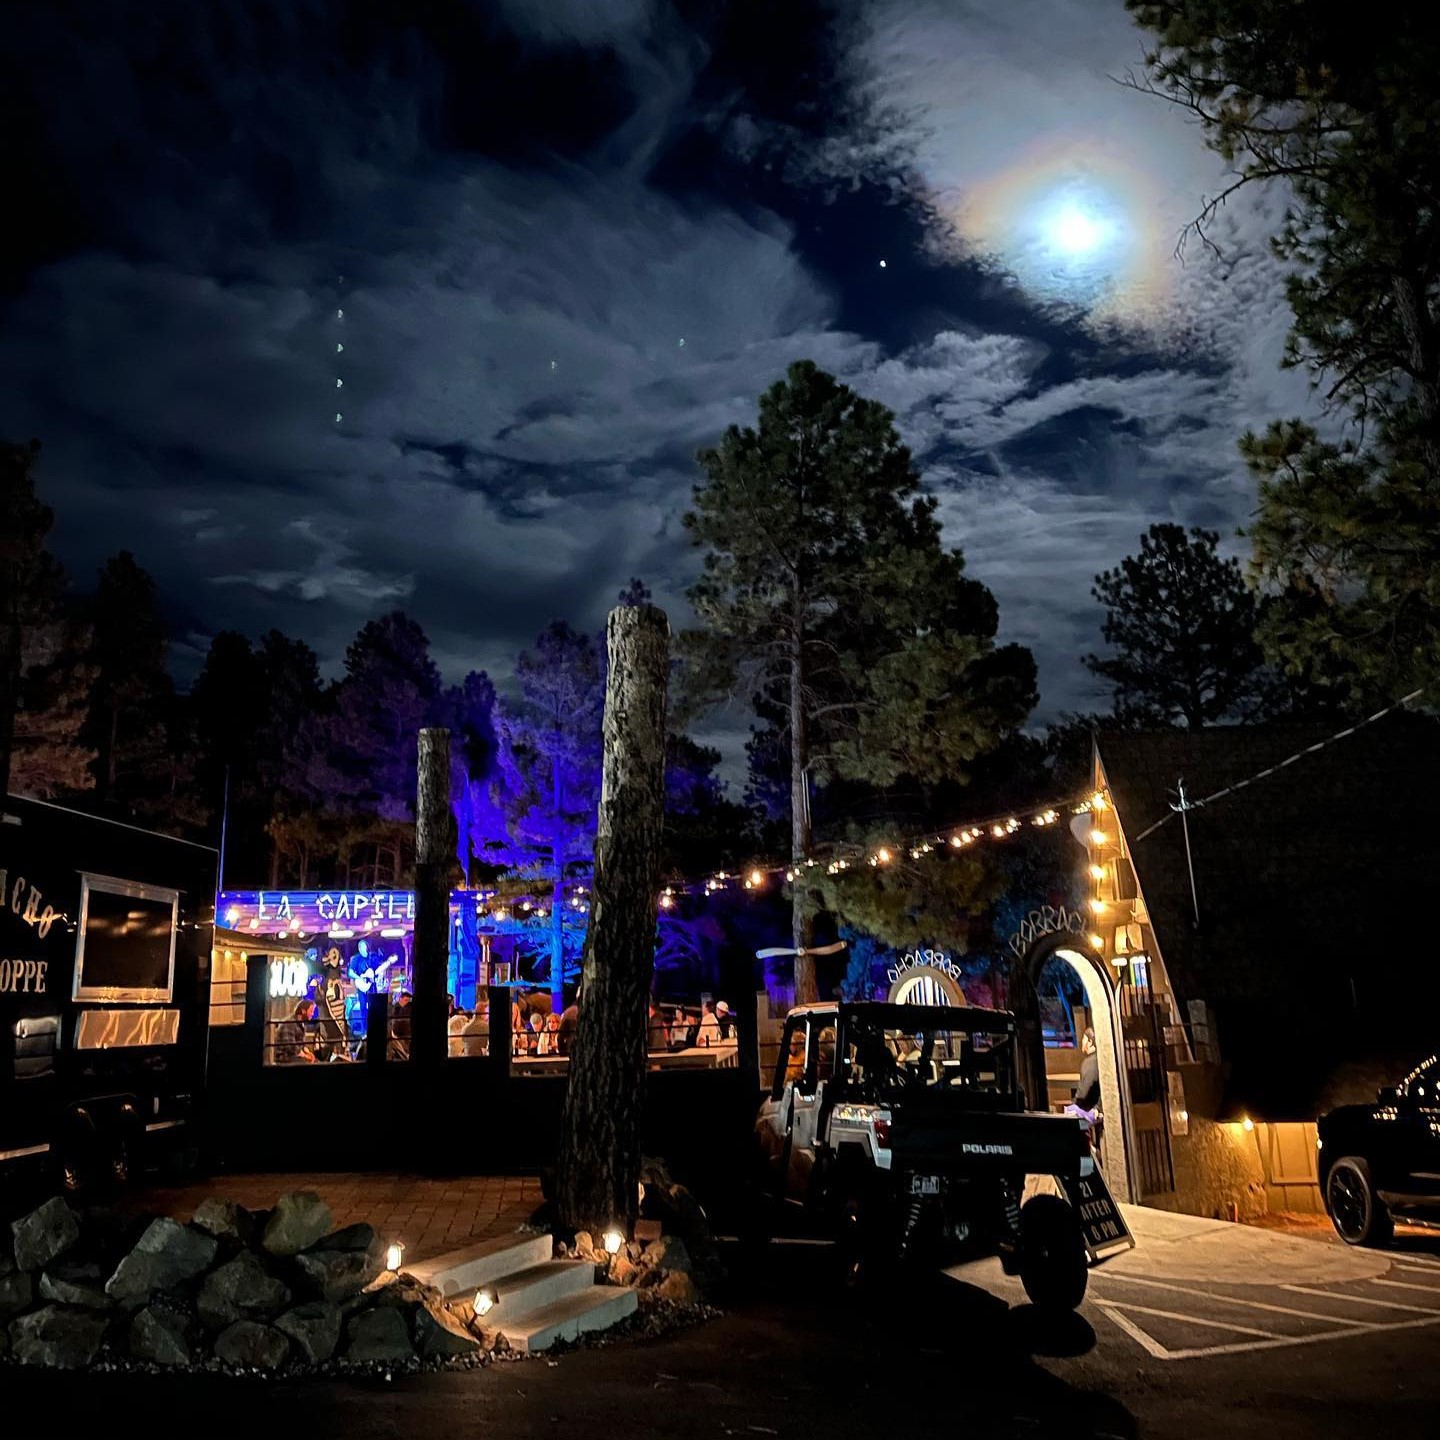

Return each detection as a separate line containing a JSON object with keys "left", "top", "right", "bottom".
{"left": 683, "top": 361, "right": 1035, "bottom": 1002}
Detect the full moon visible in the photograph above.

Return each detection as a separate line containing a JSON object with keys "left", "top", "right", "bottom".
{"left": 1048, "top": 204, "right": 1103, "bottom": 256}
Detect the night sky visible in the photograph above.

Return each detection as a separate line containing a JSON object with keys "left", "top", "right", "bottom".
{"left": 0, "top": 0, "right": 1316, "bottom": 771}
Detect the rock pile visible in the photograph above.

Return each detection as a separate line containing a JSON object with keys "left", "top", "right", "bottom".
{"left": 1, "top": 1190, "right": 486, "bottom": 1374}
{"left": 553, "top": 1157, "right": 724, "bottom": 1306}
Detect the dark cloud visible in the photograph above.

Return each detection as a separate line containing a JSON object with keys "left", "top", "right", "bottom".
{"left": 0, "top": 0, "right": 1321, "bottom": 784}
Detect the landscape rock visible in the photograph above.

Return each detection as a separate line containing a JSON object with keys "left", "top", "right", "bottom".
{"left": 655, "top": 1271, "right": 700, "bottom": 1306}
{"left": 9, "top": 1304, "right": 109, "bottom": 1368}
{"left": 130, "top": 1305, "right": 191, "bottom": 1366}
{"left": 12, "top": 1197, "right": 80, "bottom": 1273}
{"left": 214, "top": 1319, "right": 290, "bottom": 1370}
{"left": 0, "top": 1268, "right": 35, "bottom": 1317}
{"left": 261, "top": 1192, "right": 333, "bottom": 1258}
{"left": 197, "top": 1251, "right": 291, "bottom": 1330}
{"left": 345, "top": 1305, "right": 414, "bottom": 1362}
{"left": 295, "top": 1225, "right": 384, "bottom": 1301}
{"left": 191, "top": 1198, "right": 251, "bottom": 1244}
{"left": 640, "top": 1234, "right": 692, "bottom": 1275}
{"left": 413, "top": 1296, "right": 480, "bottom": 1358}
{"left": 106, "top": 1218, "right": 218, "bottom": 1306}
{"left": 39, "top": 1261, "right": 112, "bottom": 1310}
{"left": 608, "top": 1255, "right": 640, "bottom": 1286}
{"left": 275, "top": 1301, "right": 342, "bottom": 1364}
{"left": 572, "top": 1230, "right": 596, "bottom": 1261}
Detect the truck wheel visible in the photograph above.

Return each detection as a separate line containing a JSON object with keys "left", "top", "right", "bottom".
{"left": 1326, "top": 1156, "right": 1393, "bottom": 1247}
{"left": 1019, "top": 1195, "right": 1087, "bottom": 1311}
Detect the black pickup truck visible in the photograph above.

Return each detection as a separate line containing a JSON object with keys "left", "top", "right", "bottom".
{"left": 748, "top": 1001, "right": 1130, "bottom": 1308}
{"left": 1319, "top": 1052, "right": 1440, "bottom": 1245}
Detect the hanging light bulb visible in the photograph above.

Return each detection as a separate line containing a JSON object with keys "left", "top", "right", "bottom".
{"left": 1089, "top": 897, "right": 1107, "bottom": 915}
{"left": 749, "top": 868, "right": 764, "bottom": 887}
{"left": 1088, "top": 864, "right": 1105, "bottom": 881}
{"left": 876, "top": 847, "right": 891, "bottom": 864}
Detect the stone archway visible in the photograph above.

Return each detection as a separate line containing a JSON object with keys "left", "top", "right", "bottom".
{"left": 1008, "top": 929, "right": 1139, "bottom": 1204}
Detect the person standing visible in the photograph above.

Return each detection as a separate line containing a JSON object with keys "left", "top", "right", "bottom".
{"left": 1075, "top": 1027, "right": 1101, "bottom": 1112}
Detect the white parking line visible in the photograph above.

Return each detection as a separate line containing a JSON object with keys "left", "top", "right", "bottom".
{"left": 1091, "top": 1272, "right": 1365, "bottom": 1326}
{"left": 1097, "top": 1301, "right": 1277, "bottom": 1338}
{"left": 1280, "top": 1284, "right": 1440, "bottom": 1316}
{"left": 1095, "top": 1307, "right": 1440, "bottom": 1363}
{"left": 1372, "top": 1277, "right": 1440, "bottom": 1295}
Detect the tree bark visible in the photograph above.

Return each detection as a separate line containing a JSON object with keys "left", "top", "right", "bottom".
{"left": 790, "top": 596, "right": 817, "bottom": 1003}
{"left": 555, "top": 603, "right": 669, "bottom": 1236}
{"left": 412, "top": 727, "right": 452, "bottom": 1076}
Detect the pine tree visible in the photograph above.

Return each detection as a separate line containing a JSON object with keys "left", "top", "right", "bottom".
{"left": 1127, "top": 1, "right": 1440, "bottom": 697}
{"left": 492, "top": 621, "right": 604, "bottom": 1004}
{"left": 81, "top": 551, "right": 180, "bottom": 821}
{"left": 0, "top": 441, "right": 91, "bottom": 798}
{"left": 1084, "top": 523, "right": 1268, "bottom": 728}
{"left": 683, "top": 360, "right": 1035, "bottom": 1001}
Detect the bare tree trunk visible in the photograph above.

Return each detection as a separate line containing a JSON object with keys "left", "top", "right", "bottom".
{"left": 789, "top": 600, "right": 817, "bottom": 1003}
{"left": 550, "top": 854, "right": 566, "bottom": 1013}
{"left": 412, "top": 728, "right": 453, "bottom": 1076}
{"left": 556, "top": 604, "right": 669, "bottom": 1236}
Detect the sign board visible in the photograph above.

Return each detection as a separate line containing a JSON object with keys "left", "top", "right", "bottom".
{"left": 1064, "top": 1164, "right": 1134, "bottom": 1262}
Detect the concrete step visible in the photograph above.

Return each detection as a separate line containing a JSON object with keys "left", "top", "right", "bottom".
{"left": 482, "top": 1260, "right": 595, "bottom": 1327}
{"left": 496, "top": 1283, "right": 638, "bottom": 1354}
{"left": 407, "top": 1232, "right": 554, "bottom": 1298}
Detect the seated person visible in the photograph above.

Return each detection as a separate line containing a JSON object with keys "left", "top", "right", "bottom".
{"left": 783, "top": 1029, "right": 807, "bottom": 1084}
{"left": 462, "top": 1002, "right": 490, "bottom": 1057}
{"left": 275, "top": 1000, "right": 319, "bottom": 1064}
{"left": 448, "top": 1006, "right": 469, "bottom": 1058}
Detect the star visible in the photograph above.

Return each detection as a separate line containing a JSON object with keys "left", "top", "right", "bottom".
{"left": 879, "top": 259, "right": 887, "bottom": 268}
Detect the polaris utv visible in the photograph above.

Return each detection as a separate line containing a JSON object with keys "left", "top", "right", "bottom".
{"left": 747, "top": 1001, "right": 1098, "bottom": 1309}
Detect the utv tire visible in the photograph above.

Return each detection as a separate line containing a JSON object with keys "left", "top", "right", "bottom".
{"left": 1019, "top": 1194, "right": 1088, "bottom": 1311}
{"left": 1326, "top": 1156, "right": 1394, "bottom": 1247}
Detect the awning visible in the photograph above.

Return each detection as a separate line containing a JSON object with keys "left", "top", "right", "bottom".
{"left": 212, "top": 927, "right": 309, "bottom": 958}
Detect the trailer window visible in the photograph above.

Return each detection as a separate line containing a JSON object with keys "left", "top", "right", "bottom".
{"left": 72, "top": 875, "right": 179, "bottom": 1004}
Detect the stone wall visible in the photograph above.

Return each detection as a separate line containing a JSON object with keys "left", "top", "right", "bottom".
{"left": 1169, "top": 1119, "right": 1269, "bottom": 1221}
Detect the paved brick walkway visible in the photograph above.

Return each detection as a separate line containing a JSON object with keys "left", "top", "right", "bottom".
{"left": 138, "top": 1172, "right": 544, "bottom": 1263}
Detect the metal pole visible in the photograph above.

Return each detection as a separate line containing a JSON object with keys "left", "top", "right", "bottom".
{"left": 217, "top": 763, "right": 231, "bottom": 895}
{"left": 1170, "top": 777, "right": 1201, "bottom": 928}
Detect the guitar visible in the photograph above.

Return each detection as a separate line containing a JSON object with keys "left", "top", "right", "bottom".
{"left": 350, "top": 954, "right": 400, "bottom": 994}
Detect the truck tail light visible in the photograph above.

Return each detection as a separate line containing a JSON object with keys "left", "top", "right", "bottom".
{"left": 873, "top": 1118, "right": 892, "bottom": 1148}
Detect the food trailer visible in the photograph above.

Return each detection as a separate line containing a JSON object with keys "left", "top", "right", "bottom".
{"left": 0, "top": 795, "right": 217, "bottom": 1199}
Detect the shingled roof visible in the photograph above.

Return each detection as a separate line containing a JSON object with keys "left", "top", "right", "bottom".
{"left": 1098, "top": 713, "right": 1440, "bottom": 1119}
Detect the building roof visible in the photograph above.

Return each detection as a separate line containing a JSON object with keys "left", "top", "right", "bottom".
{"left": 1098, "top": 713, "right": 1440, "bottom": 1119}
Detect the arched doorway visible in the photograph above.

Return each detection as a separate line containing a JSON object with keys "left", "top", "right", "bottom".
{"left": 1008, "top": 930, "right": 1139, "bottom": 1204}
{"left": 885, "top": 949, "right": 968, "bottom": 1007}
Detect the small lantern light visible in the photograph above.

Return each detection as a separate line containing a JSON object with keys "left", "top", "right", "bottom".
{"left": 385, "top": 1241, "right": 405, "bottom": 1272}
{"left": 474, "top": 1287, "right": 496, "bottom": 1316}
{"left": 1242, "top": 1116, "right": 1255, "bottom": 1133}
{"left": 602, "top": 1228, "right": 624, "bottom": 1255}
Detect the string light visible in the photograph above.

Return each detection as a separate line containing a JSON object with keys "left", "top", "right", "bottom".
{"left": 1088, "top": 864, "right": 1106, "bottom": 881}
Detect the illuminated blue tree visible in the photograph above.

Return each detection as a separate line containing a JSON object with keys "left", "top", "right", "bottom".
{"left": 491, "top": 621, "right": 604, "bottom": 1004}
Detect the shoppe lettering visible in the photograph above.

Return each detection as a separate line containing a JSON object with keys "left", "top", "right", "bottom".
{"left": 255, "top": 891, "right": 415, "bottom": 924}
{"left": 0, "top": 868, "right": 60, "bottom": 941}
{"left": 0, "top": 958, "right": 47, "bottom": 993}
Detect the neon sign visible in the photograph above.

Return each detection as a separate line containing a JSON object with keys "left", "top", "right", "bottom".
{"left": 254, "top": 892, "right": 415, "bottom": 924}
{"left": 268, "top": 957, "right": 311, "bottom": 999}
